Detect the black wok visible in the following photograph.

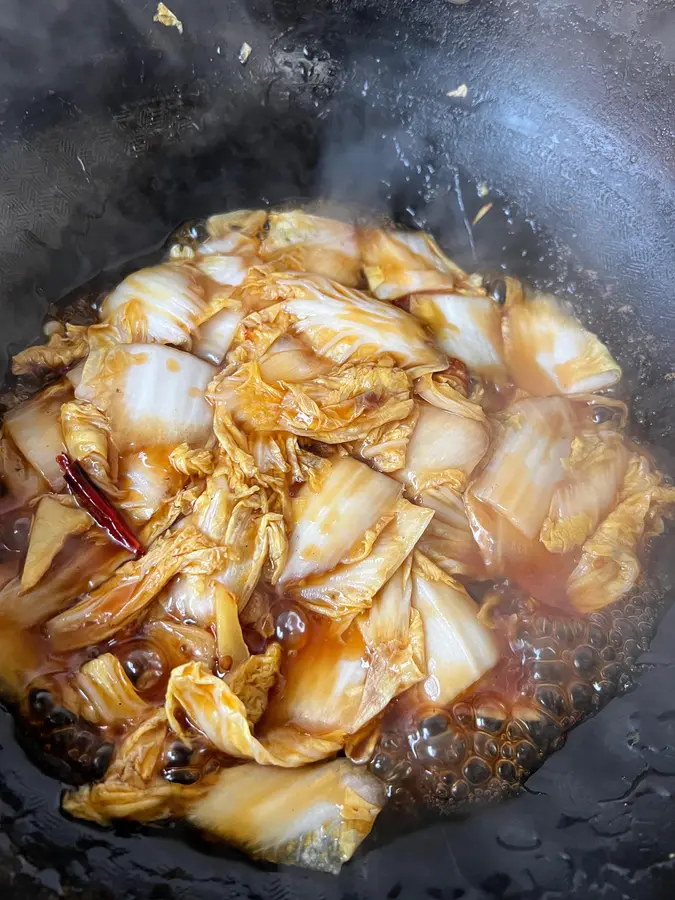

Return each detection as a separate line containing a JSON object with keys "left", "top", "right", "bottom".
{"left": 1, "top": 0, "right": 675, "bottom": 897}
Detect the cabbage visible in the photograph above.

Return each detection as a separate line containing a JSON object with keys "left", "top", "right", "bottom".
{"left": 3, "top": 382, "right": 71, "bottom": 490}
{"left": 0, "top": 539, "right": 129, "bottom": 629}
{"left": 76, "top": 344, "right": 215, "bottom": 452}
{"left": 21, "top": 496, "right": 91, "bottom": 591}
{"left": 258, "top": 333, "right": 335, "bottom": 383}
{"left": 280, "top": 456, "right": 402, "bottom": 585}
{"left": 360, "top": 229, "right": 465, "bottom": 300}
{"left": 268, "top": 619, "right": 367, "bottom": 735}
{"left": 192, "top": 307, "right": 245, "bottom": 365}
{"left": 568, "top": 454, "right": 675, "bottom": 612}
{"left": 289, "top": 499, "right": 434, "bottom": 619}
{"left": 165, "top": 660, "right": 332, "bottom": 766}
{"left": 503, "top": 290, "right": 621, "bottom": 395}
{"left": 414, "top": 372, "right": 486, "bottom": 422}
{"left": 0, "top": 433, "right": 46, "bottom": 512}
{"left": 226, "top": 643, "right": 282, "bottom": 725}
{"left": 168, "top": 443, "right": 216, "bottom": 477}
{"left": 541, "top": 433, "right": 629, "bottom": 553}
{"left": 394, "top": 402, "right": 489, "bottom": 495}
{"left": 117, "top": 448, "right": 186, "bottom": 525}
{"left": 159, "top": 573, "right": 215, "bottom": 627}
{"left": 11, "top": 324, "right": 89, "bottom": 376}
{"left": 62, "top": 711, "right": 205, "bottom": 824}
{"left": 100, "top": 264, "right": 207, "bottom": 348}
{"left": 416, "top": 512, "right": 486, "bottom": 579}
{"left": 73, "top": 653, "right": 150, "bottom": 725}
{"left": 347, "top": 406, "right": 419, "bottom": 474}
{"left": 245, "top": 273, "right": 447, "bottom": 377}
{"left": 213, "top": 583, "right": 250, "bottom": 669}
{"left": 189, "top": 758, "right": 384, "bottom": 873}
{"left": 196, "top": 254, "right": 252, "bottom": 288}
{"left": 201, "top": 209, "right": 268, "bottom": 248}
{"left": 60, "top": 400, "right": 121, "bottom": 497}
{"left": 411, "top": 553, "right": 499, "bottom": 705}
{"left": 260, "top": 211, "right": 362, "bottom": 287}
{"left": 470, "top": 397, "right": 574, "bottom": 540}
{"left": 213, "top": 361, "right": 413, "bottom": 446}
{"left": 46, "top": 525, "right": 229, "bottom": 651}
{"left": 143, "top": 615, "right": 217, "bottom": 669}
{"left": 409, "top": 292, "right": 505, "bottom": 380}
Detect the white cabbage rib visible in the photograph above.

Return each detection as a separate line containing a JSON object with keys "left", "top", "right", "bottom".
{"left": 503, "top": 291, "right": 621, "bottom": 395}
{"left": 101, "top": 264, "right": 207, "bottom": 348}
{"left": 411, "top": 553, "right": 498, "bottom": 705}
{"left": 409, "top": 292, "right": 505, "bottom": 379}
{"left": 3, "top": 382, "right": 71, "bottom": 490}
{"left": 76, "top": 344, "right": 215, "bottom": 451}
{"left": 280, "top": 457, "right": 402, "bottom": 585}
{"left": 189, "top": 758, "right": 384, "bottom": 874}
{"left": 471, "top": 397, "right": 574, "bottom": 540}
{"left": 361, "top": 229, "right": 464, "bottom": 299}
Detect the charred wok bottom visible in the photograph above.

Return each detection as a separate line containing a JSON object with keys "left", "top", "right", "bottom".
{"left": 368, "top": 586, "right": 660, "bottom": 810}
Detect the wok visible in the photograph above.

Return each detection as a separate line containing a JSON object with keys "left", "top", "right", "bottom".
{"left": 1, "top": 0, "right": 675, "bottom": 897}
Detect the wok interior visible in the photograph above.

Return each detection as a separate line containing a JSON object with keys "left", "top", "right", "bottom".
{"left": 0, "top": 0, "right": 674, "bottom": 895}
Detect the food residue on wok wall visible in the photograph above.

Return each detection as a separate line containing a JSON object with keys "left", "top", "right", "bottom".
{"left": 0, "top": 209, "right": 673, "bottom": 874}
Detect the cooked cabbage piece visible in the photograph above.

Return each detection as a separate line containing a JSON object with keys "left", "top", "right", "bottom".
{"left": 260, "top": 211, "right": 362, "bottom": 287}
{"left": 3, "top": 382, "right": 71, "bottom": 490}
{"left": 503, "top": 290, "right": 621, "bottom": 395}
{"left": 409, "top": 292, "right": 506, "bottom": 380}
{"left": 411, "top": 553, "right": 499, "bottom": 705}
{"left": 76, "top": 343, "right": 215, "bottom": 451}
{"left": 101, "top": 264, "right": 207, "bottom": 348}
{"left": 189, "top": 758, "right": 385, "bottom": 873}
{"left": 3, "top": 208, "right": 674, "bottom": 875}
{"left": 21, "top": 495, "right": 91, "bottom": 591}
{"left": 361, "top": 229, "right": 464, "bottom": 299}
{"left": 280, "top": 456, "right": 402, "bottom": 585}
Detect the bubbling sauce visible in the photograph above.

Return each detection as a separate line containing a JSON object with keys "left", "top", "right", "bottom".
{"left": 0, "top": 209, "right": 673, "bottom": 874}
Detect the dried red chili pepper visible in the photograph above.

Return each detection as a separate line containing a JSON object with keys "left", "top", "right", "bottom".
{"left": 56, "top": 454, "right": 144, "bottom": 557}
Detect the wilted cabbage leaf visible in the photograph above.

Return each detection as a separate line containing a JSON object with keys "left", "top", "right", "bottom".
{"left": 212, "top": 360, "right": 414, "bottom": 446}
{"left": 144, "top": 615, "right": 217, "bottom": 669}
{"left": 226, "top": 642, "right": 282, "bottom": 725}
{"left": 60, "top": 399, "right": 121, "bottom": 497}
{"left": 3, "top": 381, "right": 71, "bottom": 490}
{"left": 101, "top": 264, "right": 207, "bottom": 349}
{"left": 289, "top": 498, "right": 434, "bottom": 619}
{"left": 213, "top": 583, "right": 250, "bottom": 669}
{"left": 503, "top": 291, "right": 621, "bottom": 395}
{"left": 410, "top": 553, "right": 499, "bottom": 705}
{"left": 237, "top": 272, "right": 447, "bottom": 377}
{"left": 568, "top": 454, "right": 675, "bottom": 612}
{"left": 63, "top": 711, "right": 205, "bottom": 824}
{"left": 166, "top": 659, "right": 334, "bottom": 766}
{"left": 73, "top": 653, "right": 150, "bottom": 725}
{"left": 190, "top": 758, "right": 384, "bottom": 874}
{"left": 21, "top": 495, "right": 92, "bottom": 592}
{"left": 360, "top": 229, "right": 466, "bottom": 299}
{"left": 46, "top": 525, "right": 229, "bottom": 651}
{"left": 541, "top": 432, "right": 629, "bottom": 553}
{"left": 414, "top": 372, "right": 486, "bottom": 422}
{"left": 168, "top": 443, "right": 216, "bottom": 477}
{"left": 260, "top": 211, "right": 362, "bottom": 287}
{"left": 12, "top": 323, "right": 89, "bottom": 377}
{"left": 409, "top": 292, "right": 506, "bottom": 380}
